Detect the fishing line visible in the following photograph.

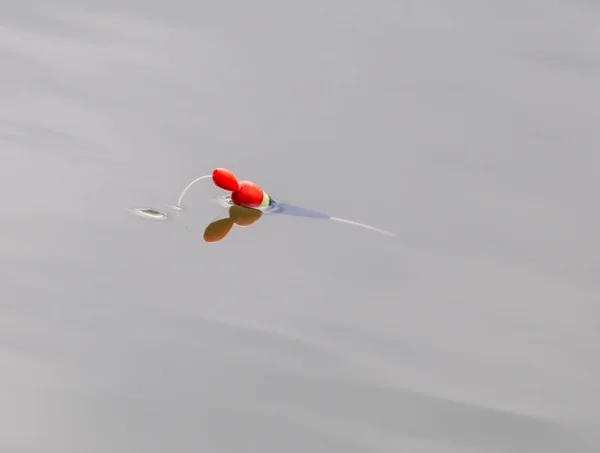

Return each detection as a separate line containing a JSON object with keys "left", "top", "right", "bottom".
{"left": 329, "top": 217, "right": 395, "bottom": 236}
{"left": 175, "top": 174, "right": 211, "bottom": 208}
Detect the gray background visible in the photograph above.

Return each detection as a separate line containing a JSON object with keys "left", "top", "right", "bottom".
{"left": 2, "top": 1, "right": 599, "bottom": 452}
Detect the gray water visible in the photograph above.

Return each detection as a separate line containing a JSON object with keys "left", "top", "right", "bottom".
{"left": 2, "top": 1, "right": 599, "bottom": 452}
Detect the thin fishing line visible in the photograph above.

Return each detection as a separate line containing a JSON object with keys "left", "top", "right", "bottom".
{"left": 175, "top": 174, "right": 211, "bottom": 208}
{"left": 329, "top": 217, "right": 395, "bottom": 236}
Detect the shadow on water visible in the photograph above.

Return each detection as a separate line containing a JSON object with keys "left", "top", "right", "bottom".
{"left": 202, "top": 204, "right": 263, "bottom": 242}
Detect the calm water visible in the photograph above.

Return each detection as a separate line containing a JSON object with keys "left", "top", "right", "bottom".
{"left": 2, "top": 1, "right": 599, "bottom": 452}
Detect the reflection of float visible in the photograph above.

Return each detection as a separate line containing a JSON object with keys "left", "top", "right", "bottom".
{"left": 203, "top": 204, "right": 263, "bottom": 242}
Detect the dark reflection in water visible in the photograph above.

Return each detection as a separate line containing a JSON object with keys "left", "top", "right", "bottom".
{"left": 203, "top": 204, "right": 263, "bottom": 242}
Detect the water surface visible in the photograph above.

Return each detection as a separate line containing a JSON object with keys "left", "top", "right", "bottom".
{"left": 2, "top": 1, "right": 599, "bottom": 452}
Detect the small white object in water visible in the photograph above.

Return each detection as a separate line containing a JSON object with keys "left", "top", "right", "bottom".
{"left": 130, "top": 207, "right": 170, "bottom": 220}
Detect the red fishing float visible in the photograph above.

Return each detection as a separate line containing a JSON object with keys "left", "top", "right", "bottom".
{"left": 166, "top": 166, "right": 395, "bottom": 243}
{"left": 212, "top": 168, "right": 270, "bottom": 209}
{"left": 212, "top": 168, "right": 239, "bottom": 191}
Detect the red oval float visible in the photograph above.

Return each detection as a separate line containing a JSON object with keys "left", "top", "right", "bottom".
{"left": 231, "top": 181, "right": 264, "bottom": 208}
{"left": 212, "top": 168, "right": 239, "bottom": 191}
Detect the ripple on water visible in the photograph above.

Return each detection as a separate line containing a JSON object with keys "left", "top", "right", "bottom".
{"left": 216, "top": 194, "right": 234, "bottom": 208}
{"left": 130, "top": 207, "right": 171, "bottom": 220}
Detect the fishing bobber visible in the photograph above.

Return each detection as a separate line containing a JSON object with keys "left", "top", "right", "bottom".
{"left": 212, "top": 168, "right": 239, "bottom": 191}
{"left": 212, "top": 168, "right": 271, "bottom": 209}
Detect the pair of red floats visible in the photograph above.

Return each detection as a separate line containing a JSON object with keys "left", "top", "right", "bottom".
{"left": 211, "top": 168, "right": 271, "bottom": 209}
{"left": 171, "top": 167, "right": 394, "bottom": 241}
